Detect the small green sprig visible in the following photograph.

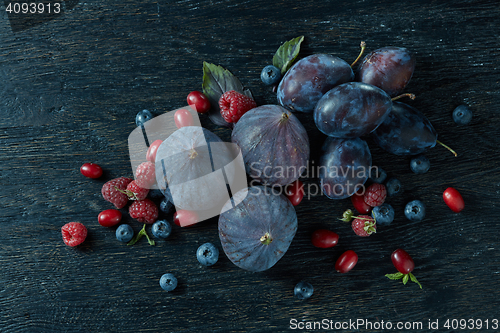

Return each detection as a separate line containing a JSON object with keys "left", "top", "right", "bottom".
{"left": 127, "top": 224, "right": 155, "bottom": 246}
{"left": 339, "top": 209, "right": 376, "bottom": 223}
{"left": 385, "top": 271, "right": 422, "bottom": 289}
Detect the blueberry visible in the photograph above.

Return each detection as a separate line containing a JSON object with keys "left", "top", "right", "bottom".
{"left": 152, "top": 220, "right": 172, "bottom": 239}
{"left": 410, "top": 155, "right": 430, "bottom": 174}
{"left": 148, "top": 189, "right": 164, "bottom": 200}
{"left": 116, "top": 224, "right": 134, "bottom": 243}
{"left": 372, "top": 203, "right": 395, "bottom": 226}
{"left": 404, "top": 200, "right": 426, "bottom": 221}
{"left": 260, "top": 65, "right": 281, "bottom": 86}
{"left": 294, "top": 281, "right": 314, "bottom": 300}
{"left": 370, "top": 167, "right": 387, "bottom": 184}
{"left": 386, "top": 178, "right": 403, "bottom": 197}
{"left": 159, "top": 197, "right": 173, "bottom": 214}
{"left": 159, "top": 273, "right": 177, "bottom": 292}
{"left": 135, "top": 109, "right": 153, "bottom": 127}
{"left": 452, "top": 105, "right": 472, "bottom": 125}
{"left": 196, "top": 242, "right": 219, "bottom": 266}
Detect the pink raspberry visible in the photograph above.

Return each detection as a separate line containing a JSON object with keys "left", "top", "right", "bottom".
{"left": 126, "top": 180, "right": 149, "bottom": 201}
{"left": 129, "top": 199, "right": 158, "bottom": 224}
{"left": 61, "top": 222, "right": 88, "bottom": 246}
{"left": 219, "top": 90, "right": 256, "bottom": 123}
{"left": 351, "top": 216, "right": 376, "bottom": 237}
{"left": 102, "top": 177, "right": 133, "bottom": 209}
{"left": 364, "top": 183, "right": 387, "bottom": 207}
{"left": 135, "top": 161, "right": 156, "bottom": 188}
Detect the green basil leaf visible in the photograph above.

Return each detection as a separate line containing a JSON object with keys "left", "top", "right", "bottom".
{"left": 272, "top": 36, "right": 304, "bottom": 74}
{"left": 385, "top": 272, "right": 404, "bottom": 280}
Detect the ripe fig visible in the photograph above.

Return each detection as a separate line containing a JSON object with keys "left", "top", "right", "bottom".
{"left": 219, "top": 186, "right": 298, "bottom": 272}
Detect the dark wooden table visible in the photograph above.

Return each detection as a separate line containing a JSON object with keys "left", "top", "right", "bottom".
{"left": 1, "top": 1, "right": 499, "bottom": 332}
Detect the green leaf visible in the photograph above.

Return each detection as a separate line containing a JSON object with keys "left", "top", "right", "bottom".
{"left": 272, "top": 36, "right": 304, "bottom": 74}
{"left": 364, "top": 221, "right": 377, "bottom": 234}
{"left": 127, "top": 224, "right": 155, "bottom": 246}
{"left": 202, "top": 62, "right": 253, "bottom": 127}
{"left": 385, "top": 272, "right": 404, "bottom": 280}
{"left": 409, "top": 272, "right": 423, "bottom": 289}
{"left": 402, "top": 274, "right": 409, "bottom": 285}
{"left": 340, "top": 209, "right": 354, "bottom": 222}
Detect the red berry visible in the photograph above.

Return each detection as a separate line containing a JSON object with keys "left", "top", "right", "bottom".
{"left": 129, "top": 199, "right": 158, "bottom": 224}
{"left": 351, "top": 188, "right": 372, "bottom": 214}
{"left": 126, "top": 180, "right": 149, "bottom": 201}
{"left": 351, "top": 215, "right": 376, "bottom": 237}
{"left": 391, "top": 249, "right": 415, "bottom": 274}
{"left": 335, "top": 250, "right": 358, "bottom": 273}
{"left": 61, "top": 222, "right": 87, "bottom": 247}
{"left": 98, "top": 209, "right": 122, "bottom": 227}
{"left": 80, "top": 163, "right": 103, "bottom": 179}
{"left": 187, "top": 91, "right": 211, "bottom": 114}
{"left": 364, "top": 183, "right": 387, "bottom": 207}
{"left": 135, "top": 161, "right": 156, "bottom": 188}
{"left": 102, "top": 177, "right": 133, "bottom": 209}
{"left": 285, "top": 180, "right": 304, "bottom": 206}
{"left": 443, "top": 187, "right": 464, "bottom": 213}
{"left": 311, "top": 229, "right": 339, "bottom": 248}
{"left": 174, "top": 109, "right": 194, "bottom": 129}
{"left": 173, "top": 210, "right": 198, "bottom": 227}
{"left": 146, "top": 139, "right": 163, "bottom": 163}
{"left": 219, "top": 90, "right": 257, "bottom": 123}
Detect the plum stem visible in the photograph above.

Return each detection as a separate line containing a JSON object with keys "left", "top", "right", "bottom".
{"left": 350, "top": 41, "right": 366, "bottom": 68}
{"left": 391, "top": 93, "right": 416, "bottom": 101}
{"left": 436, "top": 140, "right": 458, "bottom": 157}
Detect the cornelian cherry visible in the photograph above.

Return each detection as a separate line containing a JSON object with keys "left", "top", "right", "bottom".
{"left": 98, "top": 209, "right": 122, "bottom": 227}
{"left": 391, "top": 249, "right": 414, "bottom": 274}
{"left": 80, "top": 163, "right": 103, "bottom": 179}
{"left": 311, "top": 229, "right": 339, "bottom": 248}
{"left": 285, "top": 180, "right": 304, "bottom": 206}
{"left": 146, "top": 139, "right": 163, "bottom": 163}
{"left": 351, "top": 187, "right": 371, "bottom": 214}
{"left": 174, "top": 109, "right": 194, "bottom": 129}
{"left": 385, "top": 248, "right": 422, "bottom": 288}
{"left": 335, "top": 250, "right": 358, "bottom": 273}
{"left": 173, "top": 210, "right": 198, "bottom": 227}
{"left": 443, "top": 187, "right": 464, "bottom": 213}
{"left": 187, "top": 91, "right": 211, "bottom": 114}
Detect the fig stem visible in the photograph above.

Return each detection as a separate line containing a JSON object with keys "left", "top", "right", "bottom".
{"left": 279, "top": 112, "right": 290, "bottom": 124}
{"left": 436, "top": 140, "right": 458, "bottom": 157}
{"left": 260, "top": 232, "right": 273, "bottom": 245}
{"left": 350, "top": 41, "right": 366, "bottom": 68}
{"left": 391, "top": 93, "right": 416, "bottom": 101}
{"left": 189, "top": 148, "right": 198, "bottom": 159}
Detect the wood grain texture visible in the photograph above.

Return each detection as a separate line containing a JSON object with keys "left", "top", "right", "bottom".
{"left": 1, "top": 0, "right": 499, "bottom": 332}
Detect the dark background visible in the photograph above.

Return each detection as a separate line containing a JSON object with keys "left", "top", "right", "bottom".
{"left": 1, "top": 0, "right": 499, "bottom": 332}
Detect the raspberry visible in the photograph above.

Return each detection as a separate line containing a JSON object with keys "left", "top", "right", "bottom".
{"left": 102, "top": 177, "right": 133, "bottom": 209}
{"left": 363, "top": 183, "right": 387, "bottom": 207}
{"left": 125, "top": 180, "right": 149, "bottom": 201}
{"left": 61, "top": 222, "right": 88, "bottom": 247}
{"left": 219, "top": 90, "right": 256, "bottom": 123}
{"left": 135, "top": 161, "right": 156, "bottom": 188}
{"left": 351, "top": 216, "right": 376, "bottom": 237}
{"left": 129, "top": 199, "right": 158, "bottom": 224}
